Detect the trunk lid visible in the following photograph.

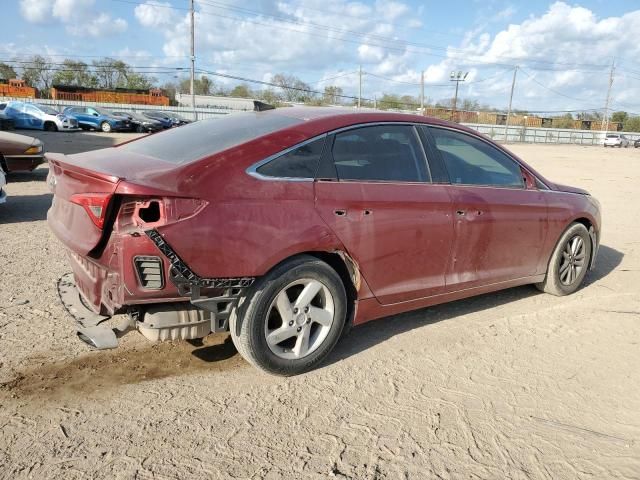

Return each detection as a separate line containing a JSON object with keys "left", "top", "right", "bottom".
{"left": 46, "top": 148, "right": 184, "bottom": 256}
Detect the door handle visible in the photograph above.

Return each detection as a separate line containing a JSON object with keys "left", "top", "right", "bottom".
{"left": 456, "top": 210, "right": 466, "bottom": 216}
{"left": 334, "top": 209, "right": 347, "bottom": 217}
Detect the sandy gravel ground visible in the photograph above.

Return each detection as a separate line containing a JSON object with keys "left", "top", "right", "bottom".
{"left": 0, "top": 136, "right": 639, "bottom": 479}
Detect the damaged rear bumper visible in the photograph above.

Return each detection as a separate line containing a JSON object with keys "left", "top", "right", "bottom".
{"left": 60, "top": 229, "right": 258, "bottom": 349}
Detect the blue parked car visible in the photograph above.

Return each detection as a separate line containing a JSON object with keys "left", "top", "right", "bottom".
{"left": 62, "top": 106, "right": 130, "bottom": 133}
{"left": 2, "top": 101, "right": 78, "bottom": 131}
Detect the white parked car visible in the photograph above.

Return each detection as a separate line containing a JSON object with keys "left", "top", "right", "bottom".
{"left": 1, "top": 101, "right": 79, "bottom": 132}
{"left": 604, "top": 133, "right": 630, "bottom": 148}
{"left": 0, "top": 169, "right": 6, "bottom": 204}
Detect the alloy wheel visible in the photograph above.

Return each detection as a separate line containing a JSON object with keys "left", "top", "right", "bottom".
{"left": 559, "top": 235, "right": 586, "bottom": 286}
{"left": 264, "top": 278, "right": 335, "bottom": 360}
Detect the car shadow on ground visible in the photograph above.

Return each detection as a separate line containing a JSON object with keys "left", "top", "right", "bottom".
{"left": 4, "top": 166, "right": 48, "bottom": 183}
{"left": 0, "top": 193, "right": 51, "bottom": 224}
{"left": 326, "top": 244, "right": 624, "bottom": 368}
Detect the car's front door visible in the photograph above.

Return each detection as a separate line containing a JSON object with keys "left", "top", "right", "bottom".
{"left": 425, "top": 126, "right": 548, "bottom": 290}
{"left": 23, "top": 104, "right": 44, "bottom": 129}
{"left": 314, "top": 124, "right": 454, "bottom": 305}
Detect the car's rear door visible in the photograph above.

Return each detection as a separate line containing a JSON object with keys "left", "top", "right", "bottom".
{"left": 424, "top": 126, "right": 548, "bottom": 290}
{"left": 314, "top": 124, "right": 454, "bottom": 305}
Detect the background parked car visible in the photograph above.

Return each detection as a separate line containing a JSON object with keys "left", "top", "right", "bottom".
{"left": 142, "top": 110, "right": 192, "bottom": 128}
{"left": 63, "top": 106, "right": 130, "bottom": 133}
{"left": 0, "top": 130, "right": 44, "bottom": 173}
{"left": 1, "top": 101, "right": 78, "bottom": 132}
{"left": 634, "top": 138, "right": 640, "bottom": 148}
{"left": 0, "top": 104, "right": 15, "bottom": 130}
{"left": 164, "top": 111, "right": 192, "bottom": 126}
{"left": 141, "top": 111, "right": 175, "bottom": 129}
{"left": 604, "top": 133, "right": 630, "bottom": 147}
{"left": 110, "top": 110, "right": 163, "bottom": 133}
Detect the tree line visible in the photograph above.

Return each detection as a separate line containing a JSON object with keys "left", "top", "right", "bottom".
{"left": 2, "top": 56, "right": 639, "bottom": 128}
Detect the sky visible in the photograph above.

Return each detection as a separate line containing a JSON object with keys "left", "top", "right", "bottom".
{"left": 2, "top": 0, "right": 640, "bottom": 113}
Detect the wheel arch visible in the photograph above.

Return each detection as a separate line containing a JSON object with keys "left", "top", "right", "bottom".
{"left": 257, "top": 250, "right": 364, "bottom": 335}
{"left": 564, "top": 216, "right": 599, "bottom": 270}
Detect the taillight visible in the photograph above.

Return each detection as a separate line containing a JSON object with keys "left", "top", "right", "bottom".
{"left": 115, "top": 197, "right": 207, "bottom": 231}
{"left": 70, "top": 193, "right": 113, "bottom": 229}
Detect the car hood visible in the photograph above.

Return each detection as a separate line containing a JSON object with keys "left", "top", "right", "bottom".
{"left": 551, "top": 182, "right": 589, "bottom": 195}
{"left": 0, "top": 131, "right": 41, "bottom": 154}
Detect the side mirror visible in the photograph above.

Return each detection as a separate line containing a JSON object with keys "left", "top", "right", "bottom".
{"left": 93, "top": 113, "right": 99, "bottom": 117}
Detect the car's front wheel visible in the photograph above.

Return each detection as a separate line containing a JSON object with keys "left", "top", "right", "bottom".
{"left": 230, "top": 255, "right": 347, "bottom": 375}
{"left": 536, "top": 222, "right": 592, "bottom": 296}
{"left": 44, "top": 122, "right": 58, "bottom": 132}
{"left": 100, "top": 121, "right": 112, "bottom": 133}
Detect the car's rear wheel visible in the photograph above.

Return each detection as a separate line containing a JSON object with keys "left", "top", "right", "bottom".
{"left": 100, "top": 121, "right": 112, "bottom": 133}
{"left": 230, "top": 255, "right": 347, "bottom": 376}
{"left": 44, "top": 122, "right": 57, "bottom": 132}
{"left": 536, "top": 223, "right": 592, "bottom": 296}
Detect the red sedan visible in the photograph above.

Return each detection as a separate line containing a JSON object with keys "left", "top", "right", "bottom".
{"left": 47, "top": 108, "right": 601, "bottom": 375}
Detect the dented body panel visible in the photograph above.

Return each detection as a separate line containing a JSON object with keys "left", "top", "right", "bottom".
{"left": 46, "top": 107, "right": 601, "bottom": 331}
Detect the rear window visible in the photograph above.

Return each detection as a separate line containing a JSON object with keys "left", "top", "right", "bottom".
{"left": 120, "top": 112, "right": 300, "bottom": 164}
{"left": 606, "top": 134, "right": 619, "bottom": 138}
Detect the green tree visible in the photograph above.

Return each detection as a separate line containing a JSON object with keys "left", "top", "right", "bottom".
{"left": 323, "top": 85, "right": 343, "bottom": 105}
{"left": 21, "top": 55, "right": 54, "bottom": 97}
{"left": 52, "top": 59, "right": 97, "bottom": 87}
{"left": 553, "top": 113, "right": 575, "bottom": 129}
{"left": 460, "top": 98, "right": 480, "bottom": 111}
{"left": 0, "top": 63, "right": 17, "bottom": 81}
{"left": 623, "top": 116, "right": 640, "bottom": 132}
{"left": 378, "top": 93, "right": 403, "bottom": 110}
{"left": 271, "top": 73, "right": 313, "bottom": 103}
{"left": 611, "top": 111, "right": 628, "bottom": 123}
{"left": 230, "top": 84, "right": 252, "bottom": 98}
{"left": 179, "top": 75, "right": 213, "bottom": 95}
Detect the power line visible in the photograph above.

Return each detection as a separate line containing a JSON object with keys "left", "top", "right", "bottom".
{"left": 518, "top": 68, "right": 591, "bottom": 103}
{"left": 110, "top": 0, "right": 614, "bottom": 71}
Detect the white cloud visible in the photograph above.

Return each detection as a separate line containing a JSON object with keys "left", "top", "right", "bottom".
{"left": 134, "top": 1, "right": 175, "bottom": 28}
{"left": 18, "top": 0, "right": 128, "bottom": 37}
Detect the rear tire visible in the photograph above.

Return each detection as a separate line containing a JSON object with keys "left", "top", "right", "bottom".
{"left": 536, "top": 223, "right": 592, "bottom": 296}
{"left": 100, "top": 121, "right": 112, "bottom": 133}
{"left": 230, "top": 255, "right": 347, "bottom": 376}
{"left": 44, "top": 122, "right": 58, "bottom": 132}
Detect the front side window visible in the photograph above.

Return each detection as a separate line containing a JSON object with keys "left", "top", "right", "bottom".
{"left": 428, "top": 127, "right": 524, "bottom": 188}
{"left": 331, "top": 125, "right": 429, "bottom": 182}
{"left": 256, "top": 137, "right": 325, "bottom": 179}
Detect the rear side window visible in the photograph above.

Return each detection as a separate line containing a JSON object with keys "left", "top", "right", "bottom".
{"left": 256, "top": 137, "right": 325, "bottom": 179}
{"left": 331, "top": 125, "right": 429, "bottom": 182}
{"left": 428, "top": 127, "right": 523, "bottom": 188}
{"left": 121, "top": 113, "right": 300, "bottom": 164}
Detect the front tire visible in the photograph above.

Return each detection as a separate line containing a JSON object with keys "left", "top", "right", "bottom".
{"left": 536, "top": 223, "right": 592, "bottom": 296}
{"left": 230, "top": 255, "right": 347, "bottom": 376}
{"left": 44, "top": 122, "right": 58, "bottom": 132}
{"left": 100, "top": 121, "right": 112, "bottom": 133}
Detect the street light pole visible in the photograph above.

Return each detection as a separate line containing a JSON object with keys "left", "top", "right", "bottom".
{"left": 450, "top": 71, "right": 468, "bottom": 121}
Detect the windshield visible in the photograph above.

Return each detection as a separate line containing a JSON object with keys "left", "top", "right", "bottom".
{"left": 606, "top": 134, "right": 619, "bottom": 138}
{"left": 120, "top": 112, "right": 300, "bottom": 164}
{"left": 39, "top": 105, "right": 59, "bottom": 115}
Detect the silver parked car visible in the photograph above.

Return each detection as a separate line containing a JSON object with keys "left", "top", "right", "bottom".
{"left": 604, "top": 133, "right": 630, "bottom": 148}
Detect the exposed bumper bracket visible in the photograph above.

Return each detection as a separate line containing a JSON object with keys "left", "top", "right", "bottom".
{"left": 145, "top": 229, "right": 256, "bottom": 330}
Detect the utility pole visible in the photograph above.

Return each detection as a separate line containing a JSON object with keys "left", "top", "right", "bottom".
{"left": 358, "top": 65, "right": 362, "bottom": 108}
{"left": 504, "top": 65, "right": 518, "bottom": 143}
{"left": 450, "top": 71, "right": 468, "bottom": 121}
{"left": 190, "top": 0, "right": 197, "bottom": 120}
{"left": 420, "top": 70, "right": 424, "bottom": 115}
{"left": 603, "top": 58, "right": 615, "bottom": 134}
